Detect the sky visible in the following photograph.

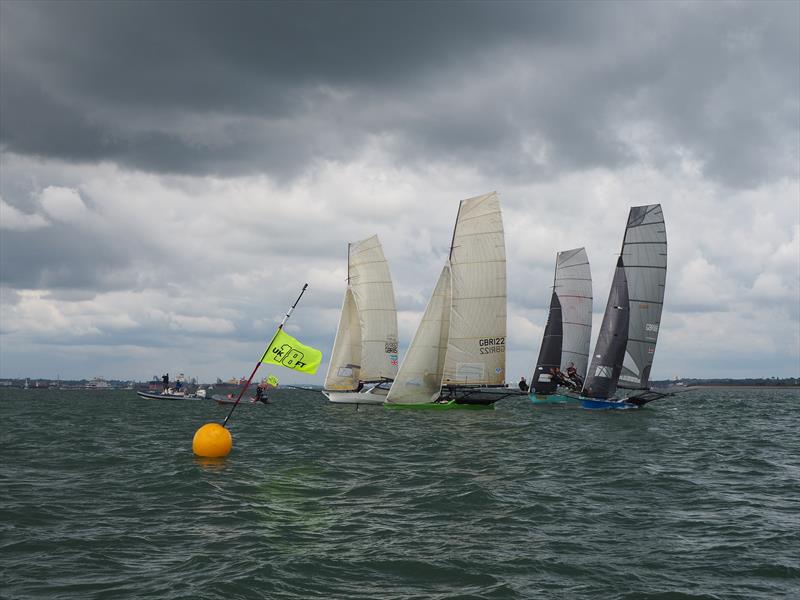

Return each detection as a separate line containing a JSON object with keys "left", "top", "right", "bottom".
{"left": 1, "top": 0, "right": 798, "bottom": 384}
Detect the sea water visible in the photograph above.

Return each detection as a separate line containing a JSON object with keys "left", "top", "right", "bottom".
{"left": 1, "top": 387, "right": 798, "bottom": 599}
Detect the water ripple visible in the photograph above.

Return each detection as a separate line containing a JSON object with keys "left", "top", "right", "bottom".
{"left": 1, "top": 387, "right": 798, "bottom": 599}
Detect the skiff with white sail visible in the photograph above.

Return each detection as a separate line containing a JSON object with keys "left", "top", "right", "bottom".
{"left": 323, "top": 235, "right": 399, "bottom": 405}
{"left": 385, "top": 192, "right": 515, "bottom": 409}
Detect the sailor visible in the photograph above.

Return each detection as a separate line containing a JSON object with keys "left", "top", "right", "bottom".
{"left": 551, "top": 367, "right": 569, "bottom": 387}
{"left": 255, "top": 386, "right": 269, "bottom": 404}
{"left": 162, "top": 373, "right": 169, "bottom": 392}
{"left": 518, "top": 377, "right": 529, "bottom": 392}
{"left": 566, "top": 362, "right": 582, "bottom": 388}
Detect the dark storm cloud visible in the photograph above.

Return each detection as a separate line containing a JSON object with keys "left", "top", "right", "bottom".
{"left": 1, "top": 1, "right": 797, "bottom": 185}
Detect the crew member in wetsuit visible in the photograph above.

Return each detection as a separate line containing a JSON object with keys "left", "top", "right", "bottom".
{"left": 518, "top": 377, "right": 529, "bottom": 392}
{"left": 255, "top": 385, "right": 269, "bottom": 404}
{"left": 565, "top": 362, "right": 582, "bottom": 388}
{"left": 162, "top": 373, "right": 169, "bottom": 392}
{"left": 551, "top": 367, "right": 571, "bottom": 388}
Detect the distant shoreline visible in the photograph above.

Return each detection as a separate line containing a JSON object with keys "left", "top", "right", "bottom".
{"left": 685, "top": 385, "right": 800, "bottom": 390}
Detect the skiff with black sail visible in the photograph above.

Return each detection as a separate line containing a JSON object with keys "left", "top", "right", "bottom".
{"left": 323, "top": 235, "right": 399, "bottom": 405}
{"left": 530, "top": 247, "right": 593, "bottom": 404}
{"left": 385, "top": 192, "right": 514, "bottom": 410}
{"left": 579, "top": 204, "right": 669, "bottom": 409}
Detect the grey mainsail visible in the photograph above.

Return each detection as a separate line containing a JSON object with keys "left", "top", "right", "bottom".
{"left": 582, "top": 257, "right": 629, "bottom": 399}
{"left": 582, "top": 204, "right": 667, "bottom": 399}
{"left": 617, "top": 205, "right": 667, "bottom": 390}
{"left": 532, "top": 248, "right": 592, "bottom": 395}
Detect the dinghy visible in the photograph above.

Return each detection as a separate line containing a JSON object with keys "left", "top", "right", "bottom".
{"left": 579, "top": 204, "right": 669, "bottom": 409}
{"left": 136, "top": 389, "right": 207, "bottom": 401}
{"left": 385, "top": 192, "right": 515, "bottom": 410}
{"left": 529, "top": 248, "right": 592, "bottom": 404}
{"left": 323, "top": 235, "right": 399, "bottom": 405}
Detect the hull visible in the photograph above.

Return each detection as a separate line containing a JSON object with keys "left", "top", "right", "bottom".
{"left": 385, "top": 400, "right": 494, "bottom": 411}
{"left": 212, "top": 395, "right": 268, "bottom": 405}
{"left": 136, "top": 391, "right": 203, "bottom": 401}
{"left": 529, "top": 392, "right": 580, "bottom": 404}
{"left": 580, "top": 397, "right": 637, "bottom": 410}
{"left": 385, "top": 386, "right": 518, "bottom": 409}
{"left": 323, "top": 385, "right": 389, "bottom": 405}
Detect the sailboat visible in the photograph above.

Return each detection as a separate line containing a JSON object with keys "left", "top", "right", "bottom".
{"left": 579, "top": 204, "right": 669, "bottom": 409}
{"left": 530, "top": 248, "right": 593, "bottom": 403}
{"left": 323, "top": 235, "right": 399, "bottom": 405}
{"left": 385, "top": 192, "right": 514, "bottom": 409}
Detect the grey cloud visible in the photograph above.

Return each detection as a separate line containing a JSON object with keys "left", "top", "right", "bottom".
{"left": 1, "top": 1, "right": 796, "bottom": 186}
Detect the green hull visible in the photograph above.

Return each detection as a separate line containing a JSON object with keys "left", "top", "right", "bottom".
{"left": 529, "top": 393, "right": 579, "bottom": 404}
{"left": 384, "top": 400, "right": 494, "bottom": 411}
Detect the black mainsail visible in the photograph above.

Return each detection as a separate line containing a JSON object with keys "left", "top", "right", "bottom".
{"left": 582, "top": 205, "right": 667, "bottom": 400}
{"left": 531, "top": 248, "right": 592, "bottom": 395}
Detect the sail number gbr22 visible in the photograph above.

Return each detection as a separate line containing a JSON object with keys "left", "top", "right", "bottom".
{"left": 479, "top": 337, "right": 505, "bottom": 354}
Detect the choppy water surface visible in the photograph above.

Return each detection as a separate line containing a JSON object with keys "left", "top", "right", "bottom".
{"left": 1, "top": 388, "right": 798, "bottom": 599}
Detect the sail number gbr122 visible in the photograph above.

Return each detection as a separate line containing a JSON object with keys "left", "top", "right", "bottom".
{"left": 479, "top": 337, "right": 505, "bottom": 354}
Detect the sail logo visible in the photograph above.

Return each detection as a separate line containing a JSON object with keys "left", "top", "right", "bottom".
{"left": 385, "top": 341, "right": 398, "bottom": 354}
{"left": 271, "top": 344, "right": 308, "bottom": 369}
{"left": 479, "top": 337, "right": 505, "bottom": 354}
{"left": 595, "top": 366, "right": 613, "bottom": 378}
{"left": 389, "top": 354, "right": 398, "bottom": 367}
{"left": 645, "top": 323, "right": 659, "bottom": 332}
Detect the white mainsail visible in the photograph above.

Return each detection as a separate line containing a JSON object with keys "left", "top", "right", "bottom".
{"left": 324, "top": 235, "right": 398, "bottom": 391}
{"left": 387, "top": 192, "right": 507, "bottom": 404}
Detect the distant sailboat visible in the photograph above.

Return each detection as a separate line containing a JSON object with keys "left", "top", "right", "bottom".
{"left": 385, "top": 192, "right": 513, "bottom": 409}
{"left": 530, "top": 248, "right": 592, "bottom": 403}
{"left": 323, "top": 235, "right": 399, "bottom": 405}
{"left": 580, "top": 204, "right": 669, "bottom": 409}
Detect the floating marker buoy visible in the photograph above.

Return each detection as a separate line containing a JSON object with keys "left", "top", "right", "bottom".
{"left": 192, "top": 423, "right": 232, "bottom": 457}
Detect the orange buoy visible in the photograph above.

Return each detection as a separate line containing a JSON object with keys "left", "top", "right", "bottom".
{"left": 192, "top": 423, "right": 232, "bottom": 457}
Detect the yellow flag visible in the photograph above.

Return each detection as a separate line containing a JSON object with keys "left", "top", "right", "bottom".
{"left": 260, "top": 329, "right": 322, "bottom": 374}
{"left": 266, "top": 374, "right": 279, "bottom": 388}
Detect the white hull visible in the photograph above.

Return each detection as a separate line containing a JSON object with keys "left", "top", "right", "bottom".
{"left": 323, "top": 386, "right": 388, "bottom": 405}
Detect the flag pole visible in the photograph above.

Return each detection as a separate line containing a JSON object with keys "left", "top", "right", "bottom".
{"left": 222, "top": 283, "right": 309, "bottom": 427}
